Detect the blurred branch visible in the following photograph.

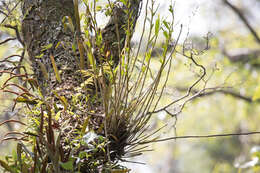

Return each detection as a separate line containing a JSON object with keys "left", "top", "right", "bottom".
{"left": 176, "top": 87, "right": 257, "bottom": 103}
{"left": 0, "top": 1, "right": 20, "bottom": 24}
{"left": 0, "top": 9, "right": 8, "bottom": 17}
{"left": 222, "top": 48, "right": 260, "bottom": 63}
{"left": 3, "top": 25, "right": 24, "bottom": 46}
{"left": 223, "top": 0, "right": 260, "bottom": 44}
{"left": 0, "top": 119, "right": 26, "bottom": 127}
{"left": 135, "top": 131, "right": 260, "bottom": 145}
{"left": 149, "top": 52, "right": 206, "bottom": 117}
{"left": 149, "top": 83, "right": 258, "bottom": 117}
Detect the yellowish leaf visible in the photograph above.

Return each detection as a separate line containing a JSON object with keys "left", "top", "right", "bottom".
{"left": 253, "top": 85, "right": 260, "bottom": 101}
{"left": 50, "top": 54, "right": 61, "bottom": 83}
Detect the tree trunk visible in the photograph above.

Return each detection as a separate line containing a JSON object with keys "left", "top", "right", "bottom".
{"left": 21, "top": 0, "right": 142, "bottom": 171}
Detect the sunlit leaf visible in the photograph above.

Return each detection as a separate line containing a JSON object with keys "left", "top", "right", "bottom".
{"left": 163, "top": 31, "right": 169, "bottom": 39}
{"left": 155, "top": 16, "right": 160, "bottom": 36}
{"left": 35, "top": 53, "right": 44, "bottom": 58}
{"left": 50, "top": 54, "right": 61, "bottom": 83}
{"left": 163, "top": 21, "right": 170, "bottom": 30}
{"left": 81, "top": 117, "right": 90, "bottom": 134}
{"left": 16, "top": 96, "right": 37, "bottom": 105}
{"left": 41, "top": 43, "right": 53, "bottom": 51}
{"left": 55, "top": 111, "right": 61, "bottom": 121}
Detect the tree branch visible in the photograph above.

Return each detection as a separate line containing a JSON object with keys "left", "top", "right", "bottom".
{"left": 222, "top": 48, "right": 260, "bottom": 63}
{"left": 3, "top": 24, "right": 24, "bottom": 46}
{"left": 0, "top": 37, "right": 16, "bottom": 45}
{"left": 223, "top": 0, "right": 260, "bottom": 44}
{"left": 176, "top": 87, "right": 257, "bottom": 103}
{"left": 150, "top": 52, "right": 207, "bottom": 117}
{"left": 149, "top": 86, "right": 257, "bottom": 117}
{"left": 134, "top": 131, "right": 260, "bottom": 145}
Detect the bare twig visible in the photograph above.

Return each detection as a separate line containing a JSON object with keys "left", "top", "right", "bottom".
{"left": 0, "top": 119, "right": 26, "bottom": 127}
{"left": 0, "top": 54, "right": 23, "bottom": 63}
{"left": 0, "top": 9, "right": 8, "bottom": 17}
{"left": 0, "top": 37, "right": 16, "bottom": 45}
{"left": 135, "top": 131, "right": 260, "bottom": 145}
{"left": 176, "top": 86, "right": 257, "bottom": 103}
{"left": 223, "top": 0, "right": 260, "bottom": 44}
{"left": 0, "top": 1, "right": 20, "bottom": 24}
{"left": 150, "top": 52, "right": 206, "bottom": 116}
{"left": 223, "top": 48, "right": 260, "bottom": 63}
{"left": 4, "top": 24, "right": 25, "bottom": 46}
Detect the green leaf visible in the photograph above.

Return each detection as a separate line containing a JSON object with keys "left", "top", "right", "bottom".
{"left": 141, "top": 66, "right": 146, "bottom": 72}
{"left": 81, "top": 117, "right": 90, "bottom": 134}
{"left": 163, "top": 31, "right": 169, "bottom": 39}
{"left": 72, "top": 43, "right": 77, "bottom": 53}
{"left": 16, "top": 96, "right": 37, "bottom": 105}
{"left": 169, "top": 5, "right": 174, "bottom": 13}
{"left": 120, "top": 0, "right": 127, "bottom": 6}
{"left": 155, "top": 17, "right": 160, "bottom": 36}
{"left": 253, "top": 85, "right": 260, "bottom": 101}
{"left": 55, "top": 111, "right": 61, "bottom": 121}
{"left": 145, "top": 50, "right": 152, "bottom": 63}
{"left": 96, "top": 5, "right": 102, "bottom": 11}
{"left": 60, "top": 160, "right": 74, "bottom": 171}
{"left": 55, "top": 41, "right": 61, "bottom": 49}
{"left": 35, "top": 53, "right": 44, "bottom": 58}
{"left": 87, "top": 52, "right": 95, "bottom": 69}
{"left": 163, "top": 21, "right": 170, "bottom": 30}
{"left": 41, "top": 43, "right": 53, "bottom": 51}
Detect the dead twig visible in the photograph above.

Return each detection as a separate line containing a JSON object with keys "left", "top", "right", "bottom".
{"left": 0, "top": 37, "right": 16, "bottom": 45}
{"left": 176, "top": 86, "right": 256, "bottom": 103}
{"left": 150, "top": 52, "right": 206, "bottom": 116}
{"left": 3, "top": 24, "right": 25, "bottom": 46}
{"left": 134, "top": 131, "right": 260, "bottom": 145}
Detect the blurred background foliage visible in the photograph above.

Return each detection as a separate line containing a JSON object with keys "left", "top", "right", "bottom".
{"left": 124, "top": 0, "right": 260, "bottom": 172}
{"left": 0, "top": 0, "right": 260, "bottom": 172}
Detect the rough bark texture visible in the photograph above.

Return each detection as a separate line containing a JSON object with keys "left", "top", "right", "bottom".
{"left": 95, "top": 0, "right": 141, "bottom": 66}
{"left": 22, "top": 0, "right": 79, "bottom": 96}
{"left": 21, "top": 0, "right": 142, "bottom": 171}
